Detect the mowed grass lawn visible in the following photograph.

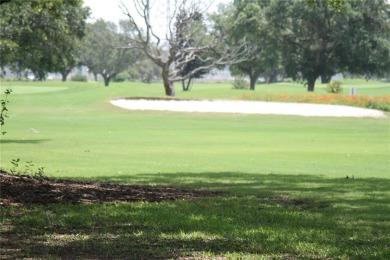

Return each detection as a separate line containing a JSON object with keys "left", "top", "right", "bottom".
{"left": 1, "top": 79, "right": 389, "bottom": 259}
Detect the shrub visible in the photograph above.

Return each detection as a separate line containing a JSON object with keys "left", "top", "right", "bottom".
{"left": 70, "top": 74, "right": 88, "bottom": 82}
{"left": 232, "top": 77, "right": 249, "bottom": 90}
{"left": 10, "top": 158, "right": 45, "bottom": 177}
{"left": 113, "top": 72, "right": 129, "bottom": 82}
{"left": 326, "top": 80, "right": 343, "bottom": 93}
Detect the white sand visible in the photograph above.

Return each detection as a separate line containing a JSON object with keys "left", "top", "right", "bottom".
{"left": 110, "top": 98, "right": 387, "bottom": 118}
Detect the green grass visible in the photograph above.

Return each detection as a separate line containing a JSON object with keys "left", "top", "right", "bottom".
{"left": 2, "top": 189, "right": 389, "bottom": 259}
{"left": 1, "top": 79, "right": 390, "bottom": 259}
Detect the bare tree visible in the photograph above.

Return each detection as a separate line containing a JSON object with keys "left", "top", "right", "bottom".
{"left": 120, "top": 0, "right": 251, "bottom": 96}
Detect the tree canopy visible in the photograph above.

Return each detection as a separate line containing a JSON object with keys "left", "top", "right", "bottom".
{"left": 282, "top": 0, "right": 390, "bottom": 91}
{"left": 80, "top": 19, "right": 141, "bottom": 87}
{"left": 227, "top": 0, "right": 283, "bottom": 90}
{"left": 228, "top": 0, "right": 390, "bottom": 92}
{"left": 177, "top": 10, "right": 211, "bottom": 91}
{"left": 0, "top": 0, "right": 89, "bottom": 80}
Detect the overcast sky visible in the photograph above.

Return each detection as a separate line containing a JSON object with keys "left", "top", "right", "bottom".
{"left": 82, "top": 0, "right": 231, "bottom": 40}
{"left": 83, "top": 0, "right": 390, "bottom": 37}
{"left": 83, "top": 0, "right": 231, "bottom": 24}
{"left": 83, "top": 0, "right": 390, "bottom": 24}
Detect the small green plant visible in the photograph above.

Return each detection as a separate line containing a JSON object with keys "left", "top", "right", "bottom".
{"left": 70, "top": 74, "right": 88, "bottom": 82}
{"left": 113, "top": 72, "right": 128, "bottom": 82}
{"left": 10, "top": 158, "right": 45, "bottom": 177}
{"left": 232, "top": 77, "right": 249, "bottom": 90}
{"left": 10, "top": 158, "right": 20, "bottom": 174}
{"left": 1, "top": 88, "right": 12, "bottom": 135}
{"left": 326, "top": 80, "right": 343, "bottom": 93}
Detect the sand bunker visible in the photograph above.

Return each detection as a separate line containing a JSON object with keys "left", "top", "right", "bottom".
{"left": 110, "top": 98, "right": 386, "bottom": 118}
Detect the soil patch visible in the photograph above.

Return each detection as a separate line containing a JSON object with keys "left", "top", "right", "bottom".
{"left": 0, "top": 171, "right": 223, "bottom": 206}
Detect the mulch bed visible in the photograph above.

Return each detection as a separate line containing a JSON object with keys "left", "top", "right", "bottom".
{"left": 0, "top": 171, "right": 223, "bottom": 206}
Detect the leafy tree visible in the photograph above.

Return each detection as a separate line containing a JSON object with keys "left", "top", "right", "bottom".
{"left": 0, "top": 0, "right": 89, "bottom": 80}
{"left": 227, "top": 0, "right": 284, "bottom": 90}
{"left": 80, "top": 19, "right": 141, "bottom": 87}
{"left": 306, "top": 0, "right": 346, "bottom": 11}
{"left": 176, "top": 10, "right": 210, "bottom": 91}
{"left": 180, "top": 56, "right": 210, "bottom": 91}
{"left": 56, "top": 46, "right": 83, "bottom": 82}
{"left": 340, "top": 0, "right": 390, "bottom": 78}
{"left": 121, "top": 0, "right": 252, "bottom": 96}
{"left": 278, "top": 0, "right": 390, "bottom": 91}
{"left": 128, "top": 57, "right": 161, "bottom": 83}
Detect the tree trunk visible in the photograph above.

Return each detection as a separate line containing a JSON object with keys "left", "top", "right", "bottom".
{"left": 249, "top": 75, "right": 256, "bottom": 91}
{"left": 162, "top": 70, "right": 175, "bottom": 96}
{"left": 321, "top": 74, "right": 332, "bottom": 84}
{"left": 248, "top": 71, "right": 260, "bottom": 91}
{"left": 187, "top": 78, "right": 192, "bottom": 91}
{"left": 163, "top": 79, "right": 175, "bottom": 96}
{"left": 182, "top": 77, "right": 193, "bottom": 91}
{"left": 182, "top": 80, "right": 185, "bottom": 91}
{"left": 104, "top": 79, "right": 110, "bottom": 87}
{"left": 307, "top": 78, "right": 316, "bottom": 92}
{"left": 102, "top": 74, "right": 110, "bottom": 87}
{"left": 34, "top": 70, "right": 46, "bottom": 81}
{"left": 61, "top": 72, "right": 68, "bottom": 82}
{"left": 267, "top": 70, "right": 278, "bottom": 83}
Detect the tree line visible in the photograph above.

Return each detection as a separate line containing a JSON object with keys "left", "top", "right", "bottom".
{"left": 226, "top": 0, "right": 390, "bottom": 91}
{"left": 1, "top": 0, "right": 389, "bottom": 95}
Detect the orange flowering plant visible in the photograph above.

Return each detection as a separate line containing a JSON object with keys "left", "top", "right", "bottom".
{"left": 241, "top": 93, "right": 390, "bottom": 111}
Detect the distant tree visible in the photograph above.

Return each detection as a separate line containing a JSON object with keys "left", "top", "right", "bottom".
{"left": 180, "top": 56, "right": 210, "bottom": 91}
{"left": 56, "top": 47, "right": 83, "bottom": 82}
{"left": 306, "top": 0, "right": 346, "bottom": 11}
{"left": 277, "top": 0, "right": 390, "bottom": 91}
{"left": 339, "top": 0, "right": 390, "bottom": 79}
{"left": 0, "top": 0, "right": 11, "bottom": 5}
{"left": 176, "top": 10, "right": 210, "bottom": 91}
{"left": 0, "top": 0, "right": 89, "bottom": 80}
{"left": 226, "top": 0, "right": 283, "bottom": 90}
{"left": 121, "top": 0, "right": 252, "bottom": 96}
{"left": 80, "top": 19, "right": 141, "bottom": 86}
{"left": 128, "top": 57, "right": 161, "bottom": 83}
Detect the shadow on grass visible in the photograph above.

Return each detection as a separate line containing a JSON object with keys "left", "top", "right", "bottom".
{"left": 97, "top": 172, "right": 390, "bottom": 222}
{"left": 0, "top": 139, "right": 50, "bottom": 144}
{"left": 89, "top": 171, "right": 390, "bottom": 204}
{"left": 2, "top": 172, "right": 389, "bottom": 259}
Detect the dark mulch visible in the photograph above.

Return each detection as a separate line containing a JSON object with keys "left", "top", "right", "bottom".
{"left": 0, "top": 170, "right": 223, "bottom": 206}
